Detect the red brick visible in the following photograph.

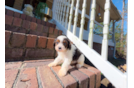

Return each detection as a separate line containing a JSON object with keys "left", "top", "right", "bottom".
{"left": 7, "top": 9, "right": 14, "bottom": 16}
{"left": 31, "top": 17, "right": 36, "bottom": 22}
{"left": 5, "top": 62, "right": 22, "bottom": 70}
{"left": 37, "top": 24, "right": 43, "bottom": 32}
{"left": 38, "top": 66, "right": 63, "bottom": 88}
{"left": 55, "top": 51, "right": 58, "bottom": 57}
{"left": 41, "top": 20, "right": 46, "bottom": 25}
{"left": 14, "top": 12, "right": 20, "bottom": 18}
{"left": 5, "top": 48, "right": 24, "bottom": 61}
{"left": 22, "top": 20, "right": 30, "bottom": 29}
{"left": 23, "top": 60, "right": 54, "bottom": 68}
{"left": 37, "top": 19, "right": 41, "bottom": 24}
{"left": 5, "top": 15, "right": 13, "bottom": 25}
{"left": 79, "top": 67, "right": 95, "bottom": 88}
{"left": 29, "top": 30, "right": 47, "bottom": 36}
{"left": 59, "top": 30, "right": 63, "bottom": 35}
{"left": 43, "top": 26, "right": 48, "bottom": 33}
{"left": 5, "top": 48, "right": 12, "bottom": 58}
{"left": 69, "top": 67, "right": 88, "bottom": 88}
{"left": 26, "top": 34, "right": 37, "bottom": 48}
{"left": 30, "top": 22, "right": 37, "bottom": 30}
{"left": 20, "top": 14, "right": 26, "bottom": 20}
{"left": 37, "top": 36, "right": 47, "bottom": 48}
{"left": 17, "top": 27, "right": 27, "bottom": 34}
{"left": 5, "top": 24, "right": 18, "bottom": 32}
{"left": 25, "top": 49, "right": 55, "bottom": 58}
{"left": 54, "top": 24, "right": 56, "bottom": 28}
{"left": 5, "top": 69, "right": 19, "bottom": 88}
{"left": 48, "top": 34, "right": 57, "bottom": 38}
{"left": 11, "top": 48, "right": 24, "bottom": 58}
{"left": 47, "top": 38, "right": 55, "bottom": 49}
{"left": 52, "top": 66, "right": 77, "bottom": 88}
{"left": 15, "top": 68, "right": 38, "bottom": 88}
{"left": 84, "top": 64, "right": 101, "bottom": 88}
{"left": 54, "top": 29, "right": 59, "bottom": 35}
{"left": 11, "top": 32, "right": 26, "bottom": 47}
{"left": 5, "top": 30, "right": 11, "bottom": 46}
{"left": 13, "top": 17, "right": 22, "bottom": 27}
{"left": 49, "top": 27, "right": 54, "bottom": 33}
{"left": 26, "top": 15, "right": 32, "bottom": 21}
{"left": 46, "top": 22, "right": 50, "bottom": 27}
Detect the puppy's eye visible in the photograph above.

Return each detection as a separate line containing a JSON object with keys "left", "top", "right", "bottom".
{"left": 56, "top": 42, "right": 59, "bottom": 44}
{"left": 63, "top": 42, "right": 66, "bottom": 45}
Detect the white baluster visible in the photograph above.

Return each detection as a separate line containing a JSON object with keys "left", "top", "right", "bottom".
{"left": 79, "top": 0, "right": 87, "bottom": 40}
{"left": 101, "top": 0, "right": 111, "bottom": 60}
{"left": 73, "top": 0, "right": 80, "bottom": 35}
{"left": 68, "top": 0, "right": 75, "bottom": 31}
{"left": 60, "top": 0, "right": 64, "bottom": 23}
{"left": 58, "top": 0, "right": 62, "bottom": 22}
{"left": 54, "top": 0, "right": 58, "bottom": 20}
{"left": 88, "top": 0, "right": 96, "bottom": 48}
{"left": 65, "top": 0, "right": 71, "bottom": 28}
{"left": 56, "top": 0, "right": 60, "bottom": 21}
{"left": 62, "top": 0, "right": 67, "bottom": 26}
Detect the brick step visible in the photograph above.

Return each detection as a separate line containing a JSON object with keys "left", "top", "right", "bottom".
{"left": 5, "top": 9, "right": 62, "bottom": 38}
{"left": 5, "top": 30, "right": 59, "bottom": 62}
{"left": 5, "top": 59, "right": 101, "bottom": 88}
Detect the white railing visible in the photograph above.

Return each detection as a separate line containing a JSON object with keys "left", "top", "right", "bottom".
{"left": 52, "top": 0, "right": 127, "bottom": 88}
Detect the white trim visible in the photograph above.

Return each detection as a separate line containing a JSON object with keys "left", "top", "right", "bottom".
{"left": 5, "top": 5, "right": 23, "bottom": 14}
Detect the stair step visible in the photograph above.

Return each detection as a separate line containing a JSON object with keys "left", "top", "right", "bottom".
{"left": 5, "top": 59, "right": 101, "bottom": 88}
{"left": 5, "top": 30, "right": 58, "bottom": 62}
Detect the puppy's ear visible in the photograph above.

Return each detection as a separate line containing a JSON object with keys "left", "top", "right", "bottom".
{"left": 64, "top": 38, "right": 71, "bottom": 50}
{"left": 53, "top": 39, "right": 57, "bottom": 47}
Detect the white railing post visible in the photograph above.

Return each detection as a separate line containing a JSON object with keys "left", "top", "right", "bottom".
{"left": 56, "top": 0, "right": 60, "bottom": 21}
{"left": 58, "top": 0, "right": 62, "bottom": 22}
{"left": 65, "top": 0, "right": 71, "bottom": 29}
{"left": 53, "top": 0, "right": 57, "bottom": 20}
{"left": 101, "top": 0, "right": 111, "bottom": 60}
{"left": 67, "top": 0, "right": 75, "bottom": 31}
{"left": 60, "top": 0, "right": 64, "bottom": 23}
{"left": 72, "top": 0, "right": 80, "bottom": 35}
{"left": 79, "top": 0, "right": 87, "bottom": 40}
{"left": 62, "top": 0, "right": 67, "bottom": 26}
{"left": 88, "top": 0, "right": 96, "bottom": 48}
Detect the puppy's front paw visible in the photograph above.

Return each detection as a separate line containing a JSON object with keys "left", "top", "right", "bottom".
{"left": 76, "top": 64, "right": 82, "bottom": 68}
{"left": 48, "top": 62, "right": 56, "bottom": 67}
{"left": 58, "top": 69, "right": 67, "bottom": 77}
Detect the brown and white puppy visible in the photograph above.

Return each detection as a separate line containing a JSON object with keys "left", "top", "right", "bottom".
{"left": 48, "top": 35, "right": 85, "bottom": 76}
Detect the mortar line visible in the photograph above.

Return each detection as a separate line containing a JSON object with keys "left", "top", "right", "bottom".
{"left": 36, "top": 67, "right": 43, "bottom": 88}
{"left": 50, "top": 67, "right": 64, "bottom": 88}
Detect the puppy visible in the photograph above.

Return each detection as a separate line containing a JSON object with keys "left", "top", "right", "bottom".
{"left": 48, "top": 35, "right": 85, "bottom": 76}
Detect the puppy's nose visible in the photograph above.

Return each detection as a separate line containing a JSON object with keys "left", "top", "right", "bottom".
{"left": 59, "top": 47, "right": 61, "bottom": 50}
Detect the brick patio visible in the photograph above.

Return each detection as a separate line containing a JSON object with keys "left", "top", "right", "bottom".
{"left": 5, "top": 59, "right": 101, "bottom": 88}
